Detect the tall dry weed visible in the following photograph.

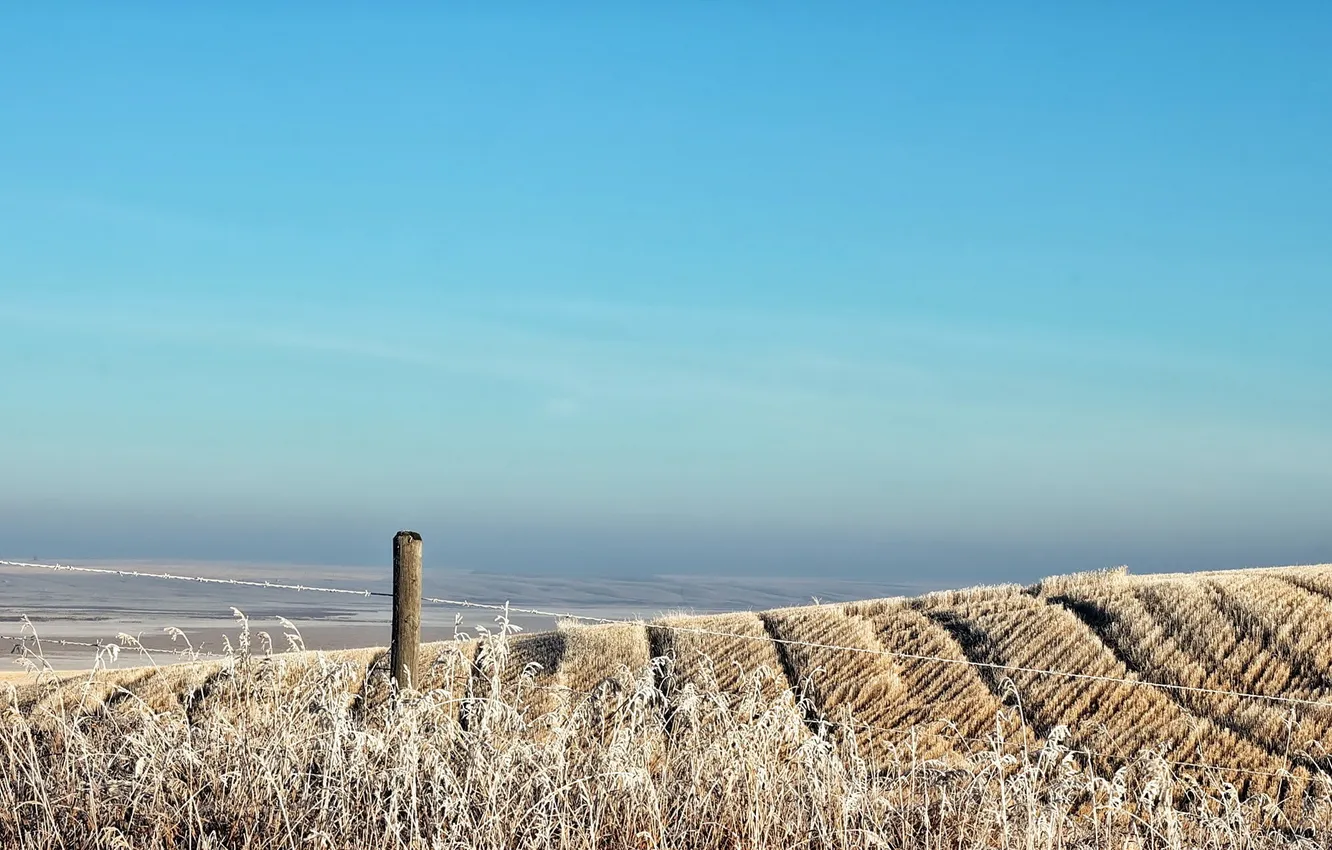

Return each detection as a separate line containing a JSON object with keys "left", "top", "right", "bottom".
{"left": 3, "top": 606, "right": 1331, "bottom": 849}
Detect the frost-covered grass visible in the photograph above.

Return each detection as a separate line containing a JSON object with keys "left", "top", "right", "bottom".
{"left": 3, "top": 609, "right": 1330, "bottom": 849}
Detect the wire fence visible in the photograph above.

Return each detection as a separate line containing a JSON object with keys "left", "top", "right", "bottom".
{"left": 0, "top": 629, "right": 230, "bottom": 660}
{"left": 3, "top": 556, "right": 1329, "bottom": 784}
{"left": 0, "top": 633, "right": 102, "bottom": 650}
{"left": 4, "top": 557, "right": 1329, "bottom": 712}
{"left": 0, "top": 559, "right": 392, "bottom": 598}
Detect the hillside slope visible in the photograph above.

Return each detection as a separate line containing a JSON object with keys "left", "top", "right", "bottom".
{"left": 13, "top": 564, "right": 1332, "bottom": 795}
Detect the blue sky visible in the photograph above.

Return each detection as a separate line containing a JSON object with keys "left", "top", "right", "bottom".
{"left": 1, "top": 5, "right": 1329, "bottom": 582}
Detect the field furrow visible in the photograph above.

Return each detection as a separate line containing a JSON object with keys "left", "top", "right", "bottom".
{"left": 1038, "top": 574, "right": 1332, "bottom": 770}
{"left": 556, "top": 623, "right": 651, "bottom": 694}
{"left": 758, "top": 604, "right": 906, "bottom": 755}
{"left": 1274, "top": 565, "right": 1332, "bottom": 602}
{"left": 469, "top": 630, "right": 568, "bottom": 721}
{"left": 1208, "top": 574, "right": 1332, "bottom": 690}
{"left": 843, "top": 598, "right": 1032, "bottom": 759}
{"left": 648, "top": 612, "right": 788, "bottom": 703}
{"left": 913, "top": 588, "right": 1302, "bottom": 800}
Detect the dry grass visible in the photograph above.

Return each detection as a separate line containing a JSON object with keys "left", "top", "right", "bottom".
{"left": 4, "top": 566, "right": 1332, "bottom": 848}
{"left": 1036, "top": 572, "right": 1332, "bottom": 775}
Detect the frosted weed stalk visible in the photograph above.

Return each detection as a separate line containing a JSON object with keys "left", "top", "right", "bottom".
{"left": 0, "top": 617, "right": 1329, "bottom": 849}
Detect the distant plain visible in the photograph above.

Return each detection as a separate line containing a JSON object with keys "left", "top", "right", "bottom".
{"left": 0, "top": 559, "right": 924, "bottom": 671}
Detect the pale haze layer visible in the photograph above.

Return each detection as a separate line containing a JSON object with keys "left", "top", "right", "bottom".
{"left": 1, "top": 6, "right": 1330, "bottom": 586}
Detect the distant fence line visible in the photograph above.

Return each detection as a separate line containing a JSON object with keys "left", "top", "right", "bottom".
{"left": 2, "top": 553, "right": 1331, "bottom": 712}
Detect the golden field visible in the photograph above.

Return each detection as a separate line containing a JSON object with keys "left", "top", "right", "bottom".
{"left": 4, "top": 564, "right": 1332, "bottom": 848}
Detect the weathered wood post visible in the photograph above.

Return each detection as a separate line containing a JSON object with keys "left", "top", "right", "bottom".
{"left": 391, "top": 530, "right": 423, "bottom": 688}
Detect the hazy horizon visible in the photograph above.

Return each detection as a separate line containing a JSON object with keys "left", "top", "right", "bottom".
{"left": 5, "top": 509, "right": 1329, "bottom": 587}
{"left": 3, "top": 5, "right": 1330, "bottom": 586}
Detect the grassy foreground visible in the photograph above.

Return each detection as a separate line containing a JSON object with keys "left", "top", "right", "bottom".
{"left": 4, "top": 565, "right": 1332, "bottom": 848}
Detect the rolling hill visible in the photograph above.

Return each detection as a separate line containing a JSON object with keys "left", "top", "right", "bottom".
{"left": 7, "top": 564, "right": 1332, "bottom": 848}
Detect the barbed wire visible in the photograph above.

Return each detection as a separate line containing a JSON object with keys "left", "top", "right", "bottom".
{"left": 0, "top": 632, "right": 232, "bottom": 661}
{"left": 0, "top": 559, "right": 390, "bottom": 598}
{"left": 0, "top": 633, "right": 103, "bottom": 649}
{"left": 421, "top": 596, "right": 1332, "bottom": 712}
{"left": 4, "top": 557, "right": 1332, "bottom": 712}
{"left": 0, "top": 553, "right": 1314, "bottom": 784}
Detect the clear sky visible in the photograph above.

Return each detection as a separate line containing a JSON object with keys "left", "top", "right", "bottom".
{"left": 2, "top": 5, "right": 1329, "bottom": 584}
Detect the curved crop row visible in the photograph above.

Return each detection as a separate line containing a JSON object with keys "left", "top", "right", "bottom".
{"left": 842, "top": 597, "right": 1032, "bottom": 761}
{"left": 758, "top": 604, "right": 906, "bottom": 758}
{"left": 1037, "top": 571, "right": 1332, "bottom": 770}
{"left": 912, "top": 588, "right": 1304, "bottom": 801}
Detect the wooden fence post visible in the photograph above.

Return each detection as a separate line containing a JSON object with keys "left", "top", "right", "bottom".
{"left": 391, "top": 530, "right": 423, "bottom": 688}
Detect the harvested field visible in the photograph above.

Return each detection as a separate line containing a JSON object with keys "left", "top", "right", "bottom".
{"left": 5, "top": 564, "right": 1332, "bottom": 848}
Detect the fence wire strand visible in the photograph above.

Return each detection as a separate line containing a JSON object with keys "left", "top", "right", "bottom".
{"left": 0, "top": 632, "right": 231, "bottom": 660}
{"left": 4, "top": 558, "right": 1332, "bottom": 712}
{"left": 4, "top": 558, "right": 1327, "bottom": 783}
{"left": 0, "top": 559, "right": 390, "bottom": 598}
{"left": 0, "top": 634, "right": 103, "bottom": 650}
{"left": 425, "top": 596, "right": 1332, "bottom": 712}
